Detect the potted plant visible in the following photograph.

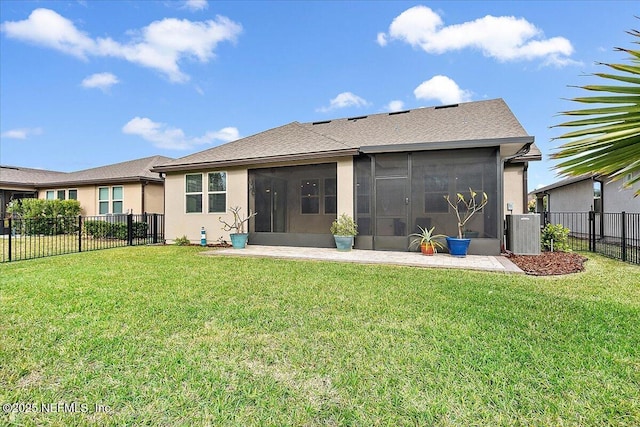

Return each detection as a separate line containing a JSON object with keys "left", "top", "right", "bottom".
{"left": 218, "top": 206, "right": 257, "bottom": 249}
{"left": 409, "top": 226, "right": 447, "bottom": 256}
{"left": 330, "top": 213, "right": 358, "bottom": 251}
{"left": 443, "top": 188, "right": 488, "bottom": 257}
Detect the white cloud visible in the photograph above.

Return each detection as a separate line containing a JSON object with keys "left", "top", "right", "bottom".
{"left": 385, "top": 100, "right": 405, "bottom": 112}
{"left": 81, "top": 72, "right": 119, "bottom": 91}
{"left": 183, "top": 0, "right": 208, "bottom": 11}
{"left": 122, "top": 117, "right": 239, "bottom": 150}
{"left": 317, "top": 92, "right": 370, "bottom": 113}
{"left": 413, "top": 75, "right": 472, "bottom": 105}
{"left": 378, "top": 5, "right": 574, "bottom": 66}
{"left": 1, "top": 128, "right": 43, "bottom": 140}
{"left": 1, "top": 8, "right": 242, "bottom": 83}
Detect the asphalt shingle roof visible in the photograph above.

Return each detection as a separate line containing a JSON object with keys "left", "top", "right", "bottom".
{"left": 1, "top": 155, "right": 172, "bottom": 188}
{"left": 153, "top": 98, "right": 539, "bottom": 172}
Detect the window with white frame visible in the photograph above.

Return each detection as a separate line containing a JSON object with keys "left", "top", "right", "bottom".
{"left": 112, "top": 186, "right": 123, "bottom": 214}
{"left": 98, "top": 187, "right": 109, "bottom": 214}
{"left": 45, "top": 190, "right": 55, "bottom": 200}
{"left": 98, "top": 186, "right": 123, "bottom": 214}
{"left": 57, "top": 190, "right": 66, "bottom": 200}
{"left": 185, "top": 174, "right": 203, "bottom": 213}
{"left": 208, "top": 172, "right": 227, "bottom": 213}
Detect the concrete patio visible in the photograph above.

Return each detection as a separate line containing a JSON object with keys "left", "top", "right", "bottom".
{"left": 203, "top": 245, "right": 524, "bottom": 273}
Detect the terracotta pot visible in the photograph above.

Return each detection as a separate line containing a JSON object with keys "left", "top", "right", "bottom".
{"left": 421, "top": 243, "right": 435, "bottom": 256}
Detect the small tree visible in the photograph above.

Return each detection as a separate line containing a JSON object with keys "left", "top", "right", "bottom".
{"left": 218, "top": 206, "right": 257, "bottom": 234}
{"left": 444, "top": 188, "right": 489, "bottom": 239}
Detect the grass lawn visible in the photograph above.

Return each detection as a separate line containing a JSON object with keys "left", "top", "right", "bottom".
{"left": 1, "top": 246, "right": 639, "bottom": 426}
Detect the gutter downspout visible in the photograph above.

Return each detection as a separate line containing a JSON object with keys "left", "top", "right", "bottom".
{"left": 141, "top": 180, "right": 147, "bottom": 214}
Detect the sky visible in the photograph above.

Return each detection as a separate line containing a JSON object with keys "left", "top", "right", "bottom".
{"left": 0, "top": 0, "right": 638, "bottom": 192}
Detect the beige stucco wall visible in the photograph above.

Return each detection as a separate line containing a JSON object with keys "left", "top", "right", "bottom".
{"left": 164, "top": 157, "right": 354, "bottom": 244}
{"left": 143, "top": 183, "right": 165, "bottom": 214}
{"left": 503, "top": 164, "right": 525, "bottom": 215}
{"left": 336, "top": 157, "right": 354, "bottom": 216}
{"left": 37, "top": 182, "right": 161, "bottom": 216}
{"left": 164, "top": 168, "right": 248, "bottom": 243}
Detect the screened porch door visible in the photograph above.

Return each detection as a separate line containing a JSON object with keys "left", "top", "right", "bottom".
{"left": 373, "top": 153, "right": 410, "bottom": 251}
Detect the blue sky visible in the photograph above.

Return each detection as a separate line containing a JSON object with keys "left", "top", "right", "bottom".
{"left": 1, "top": 1, "right": 638, "bottom": 191}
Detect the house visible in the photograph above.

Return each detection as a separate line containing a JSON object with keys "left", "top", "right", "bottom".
{"left": 532, "top": 173, "right": 640, "bottom": 214}
{"left": 1, "top": 155, "right": 171, "bottom": 233}
{"left": 152, "top": 98, "right": 540, "bottom": 255}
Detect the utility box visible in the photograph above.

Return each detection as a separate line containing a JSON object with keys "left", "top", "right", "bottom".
{"left": 506, "top": 214, "right": 540, "bottom": 255}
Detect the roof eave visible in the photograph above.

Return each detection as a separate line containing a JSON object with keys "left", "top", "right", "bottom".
{"left": 39, "top": 175, "right": 163, "bottom": 188}
{"left": 151, "top": 148, "right": 361, "bottom": 173}
{"left": 359, "top": 136, "right": 534, "bottom": 154}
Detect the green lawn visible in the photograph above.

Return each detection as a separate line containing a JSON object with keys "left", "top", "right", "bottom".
{"left": 1, "top": 246, "right": 639, "bottom": 426}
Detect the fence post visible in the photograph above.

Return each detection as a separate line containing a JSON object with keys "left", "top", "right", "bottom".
{"left": 8, "top": 218, "right": 12, "bottom": 262}
{"left": 588, "top": 211, "right": 595, "bottom": 252}
{"left": 127, "top": 213, "right": 133, "bottom": 246}
{"left": 152, "top": 213, "right": 158, "bottom": 244}
{"left": 621, "top": 211, "right": 627, "bottom": 262}
{"left": 78, "top": 215, "right": 83, "bottom": 253}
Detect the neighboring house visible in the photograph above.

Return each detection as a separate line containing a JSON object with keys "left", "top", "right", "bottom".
{"left": 152, "top": 98, "right": 541, "bottom": 255}
{"left": 1, "top": 155, "right": 171, "bottom": 233}
{"left": 1, "top": 166, "right": 67, "bottom": 230}
{"left": 532, "top": 173, "right": 640, "bottom": 214}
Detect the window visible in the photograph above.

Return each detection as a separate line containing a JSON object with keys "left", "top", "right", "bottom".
{"left": 301, "top": 179, "right": 320, "bottom": 214}
{"left": 68, "top": 189, "right": 78, "bottom": 200}
{"left": 112, "top": 186, "right": 123, "bottom": 214}
{"left": 57, "top": 190, "right": 66, "bottom": 200}
{"left": 324, "top": 178, "right": 337, "bottom": 214}
{"left": 208, "top": 172, "right": 227, "bottom": 213}
{"left": 98, "top": 187, "right": 109, "bottom": 214}
{"left": 45, "top": 190, "right": 55, "bottom": 200}
{"left": 185, "top": 174, "right": 203, "bottom": 213}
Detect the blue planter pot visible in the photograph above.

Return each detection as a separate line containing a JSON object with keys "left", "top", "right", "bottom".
{"left": 333, "top": 235, "right": 354, "bottom": 251}
{"left": 230, "top": 233, "right": 249, "bottom": 249}
{"left": 446, "top": 237, "right": 471, "bottom": 257}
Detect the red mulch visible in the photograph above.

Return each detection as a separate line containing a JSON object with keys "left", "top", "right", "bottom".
{"left": 506, "top": 251, "right": 588, "bottom": 276}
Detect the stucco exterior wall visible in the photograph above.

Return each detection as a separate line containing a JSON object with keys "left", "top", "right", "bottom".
{"left": 503, "top": 164, "right": 525, "bottom": 215}
{"left": 546, "top": 179, "right": 595, "bottom": 212}
{"left": 164, "top": 168, "right": 248, "bottom": 244}
{"left": 143, "top": 183, "right": 165, "bottom": 214}
{"left": 603, "top": 178, "right": 640, "bottom": 212}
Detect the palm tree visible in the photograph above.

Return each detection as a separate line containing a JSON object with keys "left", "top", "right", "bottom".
{"left": 551, "top": 28, "right": 640, "bottom": 197}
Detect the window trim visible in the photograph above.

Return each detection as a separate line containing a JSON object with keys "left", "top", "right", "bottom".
{"left": 185, "top": 173, "right": 204, "bottom": 214}
{"left": 45, "top": 190, "right": 55, "bottom": 200}
{"left": 111, "top": 186, "right": 123, "bottom": 214}
{"left": 98, "top": 186, "right": 110, "bottom": 215}
{"left": 68, "top": 189, "right": 78, "bottom": 200}
{"left": 207, "top": 171, "right": 227, "bottom": 214}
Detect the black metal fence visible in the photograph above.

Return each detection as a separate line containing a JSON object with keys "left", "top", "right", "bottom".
{"left": 1, "top": 213, "right": 164, "bottom": 262}
{"left": 543, "top": 211, "right": 640, "bottom": 265}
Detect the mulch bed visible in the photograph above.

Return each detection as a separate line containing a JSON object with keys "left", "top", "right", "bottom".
{"left": 506, "top": 251, "right": 588, "bottom": 276}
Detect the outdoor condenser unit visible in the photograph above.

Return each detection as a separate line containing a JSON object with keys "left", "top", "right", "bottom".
{"left": 506, "top": 214, "right": 540, "bottom": 255}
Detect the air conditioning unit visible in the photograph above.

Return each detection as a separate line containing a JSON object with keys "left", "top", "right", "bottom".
{"left": 506, "top": 214, "right": 540, "bottom": 255}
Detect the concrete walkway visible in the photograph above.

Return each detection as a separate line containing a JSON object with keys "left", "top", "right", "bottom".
{"left": 203, "top": 245, "right": 523, "bottom": 274}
